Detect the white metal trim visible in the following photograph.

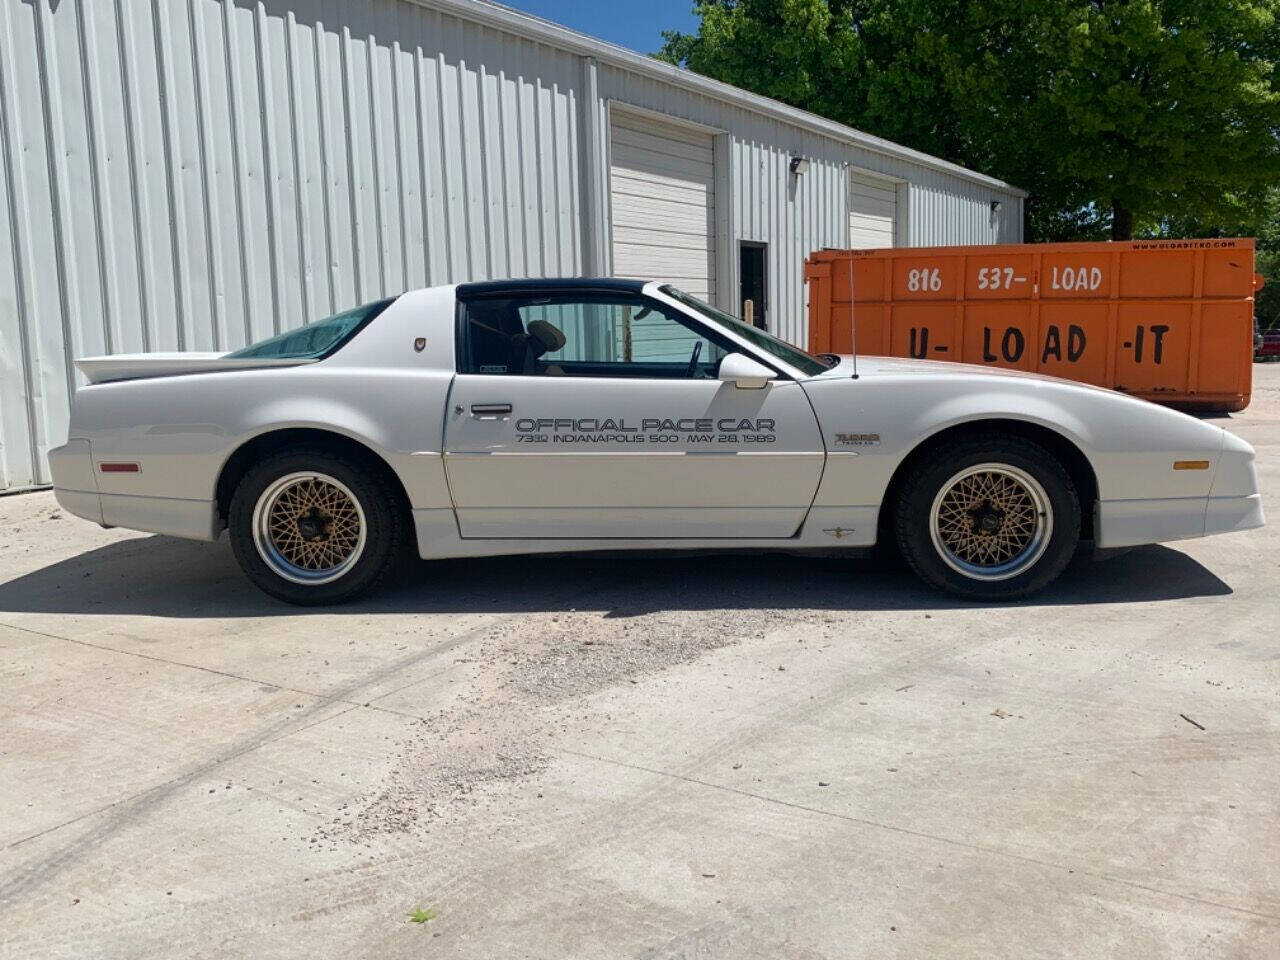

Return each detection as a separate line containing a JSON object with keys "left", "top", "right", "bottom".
{"left": 607, "top": 100, "right": 727, "bottom": 136}
{"left": 894, "top": 182, "right": 910, "bottom": 247}
{"left": 846, "top": 165, "right": 903, "bottom": 186}
{"left": 713, "top": 132, "right": 734, "bottom": 312}
{"left": 579, "top": 57, "right": 607, "bottom": 277}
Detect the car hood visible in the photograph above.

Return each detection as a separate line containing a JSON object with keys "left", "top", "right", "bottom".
{"left": 812, "top": 353, "right": 1117, "bottom": 393}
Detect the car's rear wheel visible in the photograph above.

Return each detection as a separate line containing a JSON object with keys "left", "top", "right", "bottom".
{"left": 894, "top": 435, "right": 1080, "bottom": 600}
{"left": 229, "top": 448, "right": 405, "bottom": 605}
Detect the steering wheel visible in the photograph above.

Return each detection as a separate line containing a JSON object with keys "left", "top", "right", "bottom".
{"left": 685, "top": 340, "right": 704, "bottom": 379}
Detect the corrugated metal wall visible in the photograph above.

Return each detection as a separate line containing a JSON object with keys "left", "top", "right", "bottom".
{"left": 0, "top": 0, "right": 1022, "bottom": 491}
{"left": 906, "top": 174, "right": 1023, "bottom": 247}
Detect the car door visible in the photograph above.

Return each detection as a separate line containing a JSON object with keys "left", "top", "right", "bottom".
{"left": 443, "top": 287, "right": 825, "bottom": 539}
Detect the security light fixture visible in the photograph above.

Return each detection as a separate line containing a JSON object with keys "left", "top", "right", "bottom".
{"left": 990, "top": 200, "right": 1003, "bottom": 214}
{"left": 789, "top": 157, "right": 809, "bottom": 176}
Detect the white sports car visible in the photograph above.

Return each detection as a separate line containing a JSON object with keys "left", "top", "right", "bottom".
{"left": 49, "top": 279, "right": 1263, "bottom": 605}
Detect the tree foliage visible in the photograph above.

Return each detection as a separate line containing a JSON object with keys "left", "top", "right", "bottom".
{"left": 658, "top": 0, "right": 1280, "bottom": 245}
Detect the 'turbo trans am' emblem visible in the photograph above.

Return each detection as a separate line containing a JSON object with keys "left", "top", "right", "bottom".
{"left": 835, "top": 432, "right": 881, "bottom": 446}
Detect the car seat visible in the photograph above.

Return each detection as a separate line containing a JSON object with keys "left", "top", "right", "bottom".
{"left": 511, "top": 318, "right": 567, "bottom": 375}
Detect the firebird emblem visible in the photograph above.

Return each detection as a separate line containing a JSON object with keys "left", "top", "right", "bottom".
{"left": 413, "top": 337, "right": 427, "bottom": 352}
{"left": 823, "top": 527, "right": 854, "bottom": 539}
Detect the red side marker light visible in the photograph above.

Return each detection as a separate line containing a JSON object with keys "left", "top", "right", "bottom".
{"left": 99, "top": 462, "right": 140, "bottom": 473}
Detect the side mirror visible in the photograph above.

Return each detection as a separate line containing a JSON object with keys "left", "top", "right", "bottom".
{"left": 718, "top": 352, "right": 777, "bottom": 389}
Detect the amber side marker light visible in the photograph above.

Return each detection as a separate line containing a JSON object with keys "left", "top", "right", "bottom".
{"left": 1173, "top": 460, "right": 1211, "bottom": 471}
{"left": 99, "top": 462, "right": 140, "bottom": 473}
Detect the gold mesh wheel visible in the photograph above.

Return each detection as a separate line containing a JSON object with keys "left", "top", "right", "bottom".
{"left": 252, "top": 472, "right": 367, "bottom": 585}
{"left": 928, "top": 463, "right": 1052, "bottom": 582}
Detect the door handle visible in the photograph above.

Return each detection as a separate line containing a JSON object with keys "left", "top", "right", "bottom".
{"left": 470, "top": 402, "right": 512, "bottom": 416}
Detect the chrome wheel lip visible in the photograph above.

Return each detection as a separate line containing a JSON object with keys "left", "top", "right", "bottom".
{"left": 928, "top": 462, "right": 1053, "bottom": 582}
{"left": 252, "top": 472, "right": 367, "bottom": 586}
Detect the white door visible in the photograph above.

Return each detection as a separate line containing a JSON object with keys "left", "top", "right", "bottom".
{"left": 610, "top": 113, "right": 716, "bottom": 301}
{"left": 443, "top": 288, "right": 824, "bottom": 539}
{"left": 849, "top": 172, "right": 897, "bottom": 249}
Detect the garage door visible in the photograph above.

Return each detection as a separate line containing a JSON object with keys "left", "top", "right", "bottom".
{"left": 610, "top": 113, "right": 715, "bottom": 301}
{"left": 849, "top": 172, "right": 897, "bottom": 249}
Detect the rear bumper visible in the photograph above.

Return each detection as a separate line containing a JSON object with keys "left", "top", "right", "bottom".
{"left": 49, "top": 438, "right": 219, "bottom": 541}
{"left": 53, "top": 488, "right": 105, "bottom": 524}
{"left": 49, "top": 439, "right": 104, "bottom": 524}
{"left": 98, "top": 492, "right": 221, "bottom": 541}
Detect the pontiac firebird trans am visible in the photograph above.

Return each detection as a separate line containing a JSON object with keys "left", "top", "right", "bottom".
{"left": 49, "top": 278, "right": 1263, "bottom": 605}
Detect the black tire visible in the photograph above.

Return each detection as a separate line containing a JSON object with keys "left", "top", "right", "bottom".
{"left": 893, "top": 435, "right": 1080, "bottom": 601}
{"left": 228, "top": 447, "right": 406, "bottom": 605}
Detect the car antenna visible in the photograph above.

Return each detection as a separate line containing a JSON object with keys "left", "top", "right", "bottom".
{"left": 847, "top": 253, "right": 859, "bottom": 379}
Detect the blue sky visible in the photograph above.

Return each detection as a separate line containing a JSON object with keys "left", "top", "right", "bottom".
{"left": 500, "top": 0, "right": 700, "bottom": 56}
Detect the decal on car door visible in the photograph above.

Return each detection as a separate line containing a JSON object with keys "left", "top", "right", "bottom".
{"left": 514, "top": 417, "right": 777, "bottom": 445}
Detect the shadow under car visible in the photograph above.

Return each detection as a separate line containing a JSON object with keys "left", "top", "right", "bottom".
{"left": 0, "top": 535, "right": 1232, "bottom": 619}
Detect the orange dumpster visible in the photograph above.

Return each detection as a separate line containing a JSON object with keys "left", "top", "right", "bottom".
{"left": 805, "top": 238, "right": 1257, "bottom": 411}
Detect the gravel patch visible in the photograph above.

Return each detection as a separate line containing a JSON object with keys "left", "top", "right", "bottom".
{"left": 314, "top": 597, "right": 810, "bottom": 845}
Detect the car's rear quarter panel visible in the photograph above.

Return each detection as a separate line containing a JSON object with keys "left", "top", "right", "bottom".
{"left": 62, "top": 288, "right": 458, "bottom": 536}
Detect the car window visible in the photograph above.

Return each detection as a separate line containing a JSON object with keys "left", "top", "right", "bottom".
{"left": 225, "top": 298, "right": 394, "bottom": 360}
{"left": 459, "top": 294, "right": 731, "bottom": 378}
{"left": 660, "top": 285, "right": 830, "bottom": 376}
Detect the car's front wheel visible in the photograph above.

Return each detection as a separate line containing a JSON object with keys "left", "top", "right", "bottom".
{"left": 894, "top": 436, "right": 1080, "bottom": 600}
{"left": 228, "top": 448, "right": 405, "bottom": 605}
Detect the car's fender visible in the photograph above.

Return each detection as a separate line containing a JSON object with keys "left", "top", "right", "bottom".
{"left": 801, "top": 367, "right": 1229, "bottom": 513}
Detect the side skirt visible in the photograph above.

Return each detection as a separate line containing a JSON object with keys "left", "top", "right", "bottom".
{"left": 410, "top": 505, "right": 879, "bottom": 559}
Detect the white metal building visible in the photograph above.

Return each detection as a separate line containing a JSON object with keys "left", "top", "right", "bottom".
{"left": 0, "top": 0, "right": 1025, "bottom": 491}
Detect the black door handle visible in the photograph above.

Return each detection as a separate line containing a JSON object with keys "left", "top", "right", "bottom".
{"left": 471, "top": 403, "right": 512, "bottom": 416}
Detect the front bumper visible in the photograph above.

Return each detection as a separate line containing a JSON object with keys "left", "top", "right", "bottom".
{"left": 1205, "top": 493, "right": 1265, "bottom": 537}
{"left": 1096, "top": 429, "right": 1264, "bottom": 548}
{"left": 1095, "top": 494, "right": 1265, "bottom": 548}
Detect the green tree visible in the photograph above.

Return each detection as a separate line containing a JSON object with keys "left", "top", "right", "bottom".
{"left": 657, "top": 0, "right": 865, "bottom": 132}
{"left": 659, "top": 0, "right": 1280, "bottom": 241}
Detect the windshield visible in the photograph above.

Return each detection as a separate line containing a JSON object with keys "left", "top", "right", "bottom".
{"left": 225, "top": 298, "right": 394, "bottom": 360}
{"left": 659, "top": 286, "right": 829, "bottom": 376}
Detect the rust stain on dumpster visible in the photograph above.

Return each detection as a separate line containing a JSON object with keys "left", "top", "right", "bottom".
{"left": 805, "top": 238, "right": 1257, "bottom": 412}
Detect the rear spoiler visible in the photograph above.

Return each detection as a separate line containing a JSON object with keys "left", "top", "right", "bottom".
{"left": 75, "top": 353, "right": 316, "bottom": 385}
